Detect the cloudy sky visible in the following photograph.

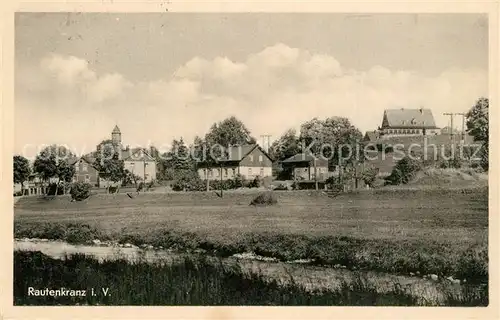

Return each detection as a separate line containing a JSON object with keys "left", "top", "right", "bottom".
{"left": 15, "top": 13, "right": 488, "bottom": 157}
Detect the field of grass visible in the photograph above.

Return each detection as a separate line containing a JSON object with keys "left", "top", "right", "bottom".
{"left": 14, "top": 188, "right": 488, "bottom": 281}
{"left": 14, "top": 251, "right": 488, "bottom": 306}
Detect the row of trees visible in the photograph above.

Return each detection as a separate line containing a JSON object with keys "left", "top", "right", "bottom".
{"left": 13, "top": 97, "right": 489, "bottom": 193}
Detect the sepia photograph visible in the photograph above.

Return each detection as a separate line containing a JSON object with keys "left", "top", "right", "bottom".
{"left": 11, "top": 12, "right": 490, "bottom": 307}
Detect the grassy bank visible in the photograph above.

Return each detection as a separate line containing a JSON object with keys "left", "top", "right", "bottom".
{"left": 14, "top": 251, "right": 488, "bottom": 306}
{"left": 14, "top": 221, "right": 488, "bottom": 283}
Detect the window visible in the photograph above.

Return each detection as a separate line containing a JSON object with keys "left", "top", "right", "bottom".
{"left": 75, "top": 164, "right": 79, "bottom": 172}
{"left": 248, "top": 168, "right": 252, "bottom": 175}
{"left": 259, "top": 155, "right": 263, "bottom": 162}
{"left": 249, "top": 155, "right": 254, "bottom": 161}
{"left": 224, "top": 168, "right": 228, "bottom": 177}
{"left": 260, "top": 168, "right": 264, "bottom": 176}
{"left": 82, "top": 163, "right": 88, "bottom": 172}
{"left": 215, "top": 169, "right": 219, "bottom": 177}
{"left": 85, "top": 175, "right": 90, "bottom": 182}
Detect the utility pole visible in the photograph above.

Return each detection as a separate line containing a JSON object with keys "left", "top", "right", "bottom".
{"left": 457, "top": 113, "right": 466, "bottom": 142}
{"left": 444, "top": 112, "right": 467, "bottom": 144}
{"left": 443, "top": 113, "right": 455, "bottom": 144}
{"left": 220, "top": 163, "right": 223, "bottom": 198}
{"left": 313, "top": 157, "right": 318, "bottom": 191}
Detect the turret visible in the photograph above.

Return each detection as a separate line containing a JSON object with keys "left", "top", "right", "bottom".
{"left": 111, "top": 125, "right": 121, "bottom": 146}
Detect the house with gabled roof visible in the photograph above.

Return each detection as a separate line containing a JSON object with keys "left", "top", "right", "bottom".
{"left": 281, "top": 152, "right": 329, "bottom": 181}
{"left": 378, "top": 108, "right": 440, "bottom": 138}
{"left": 67, "top": 154, "right": 100, "bottom": 187}
{"left": 197, "top": 144, "right": 273, "bottom": 180}
{"left": 121, "top": 147, "right": 157, "bottom": 182}
{"left": 79, "top": 126, "right": 158, "bottom": 187}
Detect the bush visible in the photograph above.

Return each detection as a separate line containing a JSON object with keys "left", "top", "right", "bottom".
{"left": 70, "top": 182, "right": 92, "bottom": 201}
{"left": 325, "top": 176, "right": 343, "bottom": 192}
{"left": 172, "top": 170, "right": 205, "bottom": 191}
{"left": 385, "top": 156, "right": 422, "bottom": 185}
{"left": 64, "top": 223, "right": 102, "bottom": 244}
{"left": 47, "top": 183, "right": 65, "bottom": 196}
{"left": 248, "top": 176, "right": 262, "bottom": 188}
{"left": 249, "top": 191, "right": 278, "bottom": 206}
{"left": 439, "top": 158, "right": 462, "bottom": 169}
{"left": 233, "top": 174, "right": 244, "bottom": 188}
{"left": 362, "top": 167, "right": 379, "bottom": 187}
{"left": 136, "top": 182, "right": 144, "bottom": 192}
{"left": 273, "top": 183, "right": 290, "bottom": 191}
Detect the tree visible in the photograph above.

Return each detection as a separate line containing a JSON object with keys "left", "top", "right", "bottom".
{"left": 191, "top": 135, "right": 206, "bottom": 163}
{"left": 55, "top": 159, "right": 76, "bottom": 195}
{"left": 33, "top": 145, "right": 75, "bottom": 194}
{"left": 204, "top": 116, "right": 256, "bottom": 161}
{"left": 123, "top": 169, "right": 143, "bottom": 190}
{"left": 269, "top": 129, "right": 301, "bottom": 162}
{"left": 466, "top": 97, "right": 489, "bottom": 171}
{"left": 170, "top": 138, "right": 193, "bottom": 170}
{"left": 94, "top": 140, "right": 125, "bottom": 193}
{"left": 299, "top": 117, "right": 363, "bottom": 170}
{"left": 13, "top": 155, "right": 31, "bottom": 193}
{"left": 385, "top": 156, "right": 422, "bottom": 185}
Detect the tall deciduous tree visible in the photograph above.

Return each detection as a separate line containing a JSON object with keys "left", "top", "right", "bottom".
{"left": 204, "top": 116, "right": 256, "bottom": 161}
{"left": 33, "top": 145, "right": 75, "bottom": 194}
{"left": 269, "top": 129, "right": 301, "bottom": 162}
{"left": 94, "top": 140, "right": 125, "bottom": 193}
{"left": 299, "top": 117, "right": 363, "bottom": 169}
{"left": 55, "top": 159, "right": 76, "bottom": 195}
{"left": 466, "top": 97, "right": 489, "bottom": 171}
{"left": 13, "top": 155, "right": 31, "bottom": 193}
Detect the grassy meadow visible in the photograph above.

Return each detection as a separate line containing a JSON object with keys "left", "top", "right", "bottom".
{"left": 14, "top": 188, "right": 488, "bottom": 282}
{"left": 14, "top": 251, "right": 488, "bottom": 306}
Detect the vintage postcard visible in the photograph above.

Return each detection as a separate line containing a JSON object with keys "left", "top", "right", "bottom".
{"left": 1, "top": 1, "right": 499, "bottom": 319}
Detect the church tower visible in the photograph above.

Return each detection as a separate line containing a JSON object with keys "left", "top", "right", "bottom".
{"left": 111, "top": 125, "right": 122, "bottom": 146}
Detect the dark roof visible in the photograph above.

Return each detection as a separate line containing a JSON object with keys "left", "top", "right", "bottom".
{"left": 282, "top": 153, "right": 319, "bottom": 163}
{"left": 121, "top": 147, "right": 155, "bottom": 161}
{"left": 66, "top": 157, "right": 79, "bottom": 166}
{"left": 112, "top": 125, "right": 121, "bottom": 134}
{"left": 364, "top": 131, "right": 379, "bottom": 142}
{"left": 197, "top": 144, "right": 273, "bottom": 164}
{"left": 382, "top": 108, "right": 438, "bottom": 129}
{"left": 224, "top": 144, "right": 257, "bottom": 161}
{"left": 66, "top": 154, "right": 97, "bottom": 166}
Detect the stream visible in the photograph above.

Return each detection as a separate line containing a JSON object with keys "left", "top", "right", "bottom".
{"left": 14, "top": 239, "right": 465, "bottom": 305}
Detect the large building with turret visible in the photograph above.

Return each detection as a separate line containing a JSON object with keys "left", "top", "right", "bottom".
{"left": 67, "top": 126, "right": 157, "bottom": 187}
{"left": 106, "top": 125, "right": 157, "bottom": 183}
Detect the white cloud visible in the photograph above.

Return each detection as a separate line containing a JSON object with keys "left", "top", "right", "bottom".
{"left": 39, "top": 54, "right": 131, "bottom": 104}
{"left": 16, "top": 44, "right": 488, "bottom": 154}
{"left": 40, "top": 54, "right": 96, "bottom": 85}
